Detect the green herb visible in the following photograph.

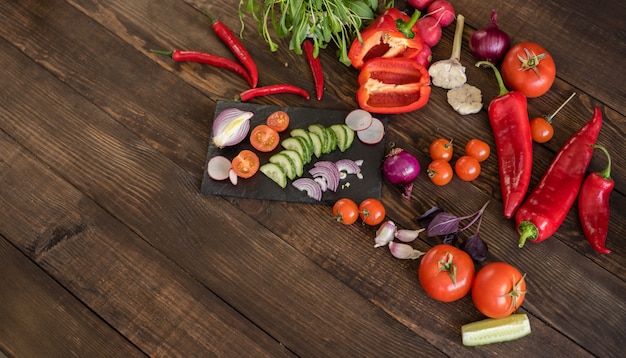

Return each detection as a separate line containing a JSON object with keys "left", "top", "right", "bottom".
{"left": 238, "top": 0, "right": 394, "bottom": 66}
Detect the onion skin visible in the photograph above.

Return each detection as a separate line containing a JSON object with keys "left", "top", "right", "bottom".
{"left": 469, "top": 9, "right": 511, "bottom": 64}
{"left": 383, "top": 148, "right": 421, "bottom": 200}
{"left": 212, "top": 108, "right": 254, "bottom": 148}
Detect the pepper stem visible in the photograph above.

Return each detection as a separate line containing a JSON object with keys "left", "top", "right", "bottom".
{"left": 148, "top": 49, "right": 174, "bottom": 58}
{"left": 517, "top": 221, "right": 538, "bottom": 248}
{"left": 395, "top": 10, "right": 421, "bottom": 39}
{"left": 591, "top": 144, "right": 612, "bottom": 180}
{"left": 476, "top": 61, "right": 509, "bottom": 97}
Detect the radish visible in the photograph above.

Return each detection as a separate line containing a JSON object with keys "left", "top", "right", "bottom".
{"left": 408, "top": 0, "right": 435, "bottom": 10}
{"left": 357, "top": 117, "right": 385, "bottom": 144}
{"left": 417, "top": 16, "right": 443, "bottom": 48}
{"left": 427, "top": 0, "right": 456, "bottom": 27}
{"left": 415, "top": 45, "right": 433, "bottom": 68}
{"left": 345, "top": 109, "right": 373, "bottom": 131}
{"left": 207, "top": 156, "right": 233, "bottom": 181}
{"left": 228, "top": 168, "right": 238, "bottom": 185}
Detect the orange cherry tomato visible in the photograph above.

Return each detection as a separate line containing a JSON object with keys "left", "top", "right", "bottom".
{"left": 358, "top": 198, "right": 386, "bottom": 226}
{"left": 465, "top": 139, "right": 491, "bottom": 162}
{"left": 250, "top": 124, "right": 280, "bottom": 152}
{"left": 501, "top": 42, "right": 556, "bottom": 98}
{"left": 530, "top": 117, "right": 554, "bottom": 143}
{"left": 332, "top": 198, "right": 359, "bottom": 225}
{"left": 427, "top": 160, "right": 453, "bottom": 186}
{"left": 455, "top": 155, "right": 481, "bottom": 181}
{"left": 472, "top": 262, "right": 527, "bottom": 318}
{"left": 231, "top": 150, "right": 260, "bottom": 178}
{"left": 266, "top": 110, "right": 290, "bottom": 132}
{"left": 429, "top": 138, "right": 454, "bottom": 161}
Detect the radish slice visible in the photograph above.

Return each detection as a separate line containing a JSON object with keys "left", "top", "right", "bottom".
{"left": 293, "top": 178, "right": 323, "bottom": 201}
{"left": 207, "top": 156, "right": 232, "bottom": 181}
{"left": 357, "top": 117, "right": 385, "bottom": 144}
{"left": 345, "top": 109, "right": 373, "bottom": 131}
{"left": 228, "top": 168, "right": 238, "bottom": 185}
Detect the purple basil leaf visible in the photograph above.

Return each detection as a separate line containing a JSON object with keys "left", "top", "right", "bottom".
{"left": 461, "top": 233, "right": 488, "bottom": 262}
{"left": 427, "top": 212, "right": 461, "bottom": 237}
{"left": 442, "top": 231, "right": 460, "bottom": 246}
{"left": 417, "top": 206, "right": 443, "bottom": 228}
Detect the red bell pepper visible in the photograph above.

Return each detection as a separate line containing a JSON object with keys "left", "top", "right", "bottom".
{"left": 348, "top": 9, "right": 424, "bottom": 70}
{"left": 356, "top": 57, "right": 431, "bottom": 114}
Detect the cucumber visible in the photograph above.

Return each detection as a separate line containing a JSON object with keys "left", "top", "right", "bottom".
{"left": 290, "top": 128, "right": 313, "bottom": 151}
{"left": 279, "top": 149, "right": 304, "bottom": 177}
{"left": 307, "top": 131, "right": 323, "bottom": 158}
{"left": 342, "top": 124, "right": 355, "bottom": 150}
{"left": 281, "top": 137, "right": 309, "bottom": 164}
{"left": 260, "top": 162, "right": 287, "bottom": 188}
{"left": 269, "top": 152, "right": 296, "bottom": 180}
{"left": 307, "top": 124, "right": 327, "bottom": 152}
{"left": 329, "top": 124, "right": 355, "bottom": 152}
{"left": 461, "top": 314, "right": 531, "bottom": 346}
{"left": 324, "top": 127, "right": 337, "bottom": 153}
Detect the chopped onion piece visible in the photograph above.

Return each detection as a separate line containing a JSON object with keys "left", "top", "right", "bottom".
{"left": 310, "top": 161, "right": 340, "bottom": 192}
{"left": 357, "top": 117, "right": 385, "bottom": 144}
{"left": 335, "top": 159, "right": 362, "bottom": 175}
{"left": 207, "top": 156, "right": 232, "bottom": 181}
{"left": 314, "top": 176, "right": 328, "bottom": 192}
{"left": 344, "top": 109, "right": 373, "bottom": 131}
{"left": 228, "top": 168, "right": 238, "bottom": 186}
{"left": 293, "top": 178, "right": 323, "bottom": 201}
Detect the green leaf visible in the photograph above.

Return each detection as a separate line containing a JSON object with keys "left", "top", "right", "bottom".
{"left": 345, "top": 0, "right": 375, "bottom": 20}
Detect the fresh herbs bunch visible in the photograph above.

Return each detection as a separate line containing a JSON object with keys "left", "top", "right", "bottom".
{"left": 238, "top": 0, "right": 394, "bottom": 66}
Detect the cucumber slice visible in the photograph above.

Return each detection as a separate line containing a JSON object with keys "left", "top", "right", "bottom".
{"left": 280, "top": 149, "right": 304, "bottom": 177}
{"left": 260, "top": 162, "right": 287, "bottom": 188}
{"left": 281, "top": 137, "right": 309, "bottom": 164}
{"left": 342, "top": 124, "right": 355, "bottom": 150}
{"left": 331, "top": 124, "right": 355, "bottom": 152}
{"left": 290, "top": 128, "right": 313, "bottom": 150}
{"left": 461, "top": 314, "right": 531, "bottom": 346}
{"left": 307, "top": 124, "right": 327, "bottom": 152}
{"left": 269, "top": 153, "right": 296, "bottom": 180}
{"left": 324, "top": 127, "right": 337, "bottom": 153}
{"left": 307, "top": 131, "right": 323, "bottom": 158}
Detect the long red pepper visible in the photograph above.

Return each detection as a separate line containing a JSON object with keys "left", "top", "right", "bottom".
{"left": 206, "top": 12, "right": 258, "bottom": 88}
{"left": 516, "top": 106, "right": 603, "bottom": 247}
{"left": 238, "top": 84, "right": 310, "bottom": 102}
{"left": 303, "top": 39, "right": 324, "bottom": 101}
{"left": 149, "top": 49, "right": 253, "bottom": 87}
{"left": 578, "top": 144, "right": 613, "bottom": 254}
{"left": 476, "top": 61, "right": 532, "bottom": 219}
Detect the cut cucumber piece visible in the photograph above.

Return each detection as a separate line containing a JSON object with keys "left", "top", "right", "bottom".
{"left": 281, "top": 137, "right": 309, "bottom": 164}
{"left": 329, "top": 124, "right": 354, "bottom": 152}
{"left": 290, "top": 128, "right": 313, "bottom": 150}
{"left": 461, "top": 314, "right": 531, "bottom": 346}
{"left": 269, "top": 152, "right": 296, "bottom": 180}
{"left": 324, "top": 127, "right": 337, "bottom": 153}
{"left": 307, "top": 124, "right": 327, "bottom": 152}
{"left": 280, "top": 149, "right": 304, "bottom": 177}
{"left": 342, "top": 124, "right": 355, "bottom": 150}
{"left": 260, "top": 162, "right": 287, "bottom": 188}
{"left": 307, "top": 131, "right": 323, "bottom": 158}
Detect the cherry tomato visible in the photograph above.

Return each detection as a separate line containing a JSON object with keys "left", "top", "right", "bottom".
{"left": 427, "top": 160, "right": 453, "bottom": 186}
{"left": 250, "top": 124, "right": 280, "bottom": 152}
{"left": 419, "top": 244, "right": 475, "bottom": 302}
{"left": 465, "top": 139, "right": 490, "bottom": 162}
{"left": 455, "top": 155, "right": 481, "bottom": 181}
{"left": 358, "top": 198, "right": 386, "bottom": 226}
{"left": 501, "top": 42, "right": 556, "bottom": 98}
{"left": 472, "top": 262, "right": 527, "bottom": 318}
{"left": 429, "top": 138, "right": 454, "bottom": 161}
{"left": 231, "top": 150, "right": 260, "bottom": 178}
{"left": 530, "top": 117, "right": 554, "bottom": 143}
{"left": 332, "top": 198, "right": 359, "bottom": 225}
{"left": 266, "top": 110, "right": 290, "bottom": 132}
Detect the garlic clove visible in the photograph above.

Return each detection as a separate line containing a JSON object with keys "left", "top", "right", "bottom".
{"left": 395, "top": 228, "right": 425, "bottom": 243}
{"left": 374, "top": 220, "right": 397, "bottom": 248}
{"left": 389, "top": 241, "right": 425, "bottom": 260}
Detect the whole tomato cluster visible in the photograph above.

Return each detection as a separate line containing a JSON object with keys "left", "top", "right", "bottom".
{"left": 332, "top": 198, "right": 386, "bottom": 226}
{"left": 427, "top": 138, "right": 491, "bottom": 185}
{"left": 419, "top": 244, "right": 527, "bottom": 318}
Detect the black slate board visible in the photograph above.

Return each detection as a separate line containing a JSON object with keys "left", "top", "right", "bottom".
{"left": 200, "top": 101, "right": 387, "bottom": 205}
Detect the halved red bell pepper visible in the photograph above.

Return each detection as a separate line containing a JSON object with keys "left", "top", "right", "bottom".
{"left": 348, "top": 9, "right": 424, "bottom": 70}
{"left": 356, "top": 57, "right": 431, "bottom": 114}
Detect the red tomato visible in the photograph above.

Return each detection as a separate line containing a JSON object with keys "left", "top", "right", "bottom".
{"left": 358, "top": 198, "right": 386, "bottom": 226}
{"left": 501, "top": 42, "right": 556, "bottom": 98}
{"left": 419, "top": 244, "right": 475, "bottom": 302}
{"left": 530, "top": 117, "right": 554, "bottom": 143}
{"left": 250, "top": 124, "right": 280, "bottom": 152}
{"left": 472, "top": 262, "right": 527, "bottom": 318}
{"left": 266, "top": 110, "right": 290, "bottom": 132}
{"left": 429, "top": 138, "right": 454, "bottom": 161}
{"left": 465, "top": 139, "right": 490, "bottom": 162}
{"left": 332, "top": 198, "right": 359, "bottom": 225}
{"left": 231, "top": 150, "right": 260, "bottom": 178}
{"left": 427, "top": 160, "right": 453, "bottom": 186}
{"left": 455, "top": 155, "right": 481, "bottom": 181}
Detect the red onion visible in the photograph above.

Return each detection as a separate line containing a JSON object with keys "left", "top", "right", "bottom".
{"left": 212, "top": 108, "right": 254, "bottom": 148}
{"left": 383, "top": 148, "right": 421, "bottom": 200}
{"left": 469, "top": 9, "right": 511, "bottom": 64}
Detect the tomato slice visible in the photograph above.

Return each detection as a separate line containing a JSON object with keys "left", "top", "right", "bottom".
{"left": 266, "top": 111, "right": 290, "bottom": 132}
{"left": 231, "top": 150, "right": 260, "bottom": 178}
{"left": 250, "top": 124, "right": 280, "bottom": 152}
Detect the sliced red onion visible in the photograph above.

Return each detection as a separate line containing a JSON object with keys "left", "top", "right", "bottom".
{"left": 310, "top": 161, "right": 340, "bottom": 191}
{"left": 335, "top": 159, "right": 361, "bottom": 175}
{"left": 292, "top": 178, "right": 323, "bottom": 201}
{"left": 212, "top": 108, "right": 254, "bottom": 148}
{"left": 313, "top": 176, "right": 328, "bottom": 192}
{"left": 207, "top": 156, "right": 232, "bottom": 181}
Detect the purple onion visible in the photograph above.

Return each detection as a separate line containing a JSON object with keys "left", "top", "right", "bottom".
{"left": 469, "top": 9, "right": 511, "bottom": 64}
{"left": 212, "top": 108, "right": 254, "bottom": 148}
{"left": 383, "top": 148, "right": 421, "bottom": 200}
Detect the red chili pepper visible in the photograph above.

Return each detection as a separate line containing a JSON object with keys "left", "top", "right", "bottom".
{"left": 477, "top": 61, "right": 532, "bottom": 219}
{"left": 578, "top": 144, "right": 613, "bottom": 254}
{"left": 238, "top": 84, "right": 310, "bottom": 102}
{"left": 303, "top": 39, "right": 324, "bottom": 101}
{"left": 348, "top": 9, "right": 424, "bottom": 70}
{"left": 356, "top": 57, "right": 431, "bottom": 114}
{"left": 516, "top": 107, "right": 603, "bottom": 247}
{"left": 149, "top": 49, "right": 253, "bottom": 87}
{"left": 206, "top": 12, "right": 258, "bottom": 88}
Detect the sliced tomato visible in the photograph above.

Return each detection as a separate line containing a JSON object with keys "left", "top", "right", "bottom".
{"left": 266, "top": 110, "right": 290, "bottom": 132}
{"left": 231, "top": 150, "right": 260, "bottom": 178}
{"left": 250, "top": 124, "right": 280, "bottom": 152}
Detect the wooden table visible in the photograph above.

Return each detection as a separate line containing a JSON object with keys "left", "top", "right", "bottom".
{"left": 1, "top": 0, "right": 624, "bottom": 356}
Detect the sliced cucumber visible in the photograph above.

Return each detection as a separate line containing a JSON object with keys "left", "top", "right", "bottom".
{"left": 324, "top": 127, "right": 337, "bottom": 153}
{"left": 342, "top": 124, "right": 355, "bottom": 150}
{"left": 269, "top": 152, "right": 296, "bottom": 180}
{"left": 307, "top": 124, "right": 327, "bottom": 152}
{"left": 281, "top": 137, "right": 309, "bottom": 164}
{"left": 260, "top": 162, "right": 287, "bottom": 188}
{"left": 307, "top": 131, "right": 323, "bottom": 158}
{"left": 461, "top": 314, "right": 531, "bottom": 346}
{"left": 290, "top": 128, "right": 313, "bottom": 150}
{"left": 280, "top": 149, "right": 304, "bottom": 177}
